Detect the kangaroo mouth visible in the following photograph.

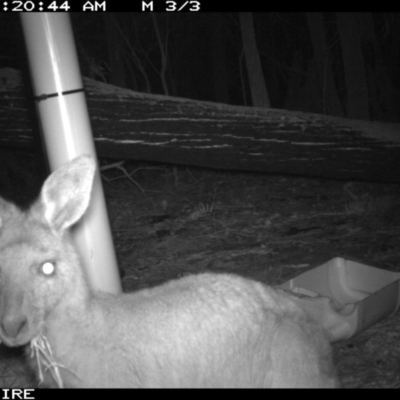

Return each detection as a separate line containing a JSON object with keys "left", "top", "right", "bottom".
{"left": 0, "top": 333, "right": 29, "bottom": 347}
{"left": 0, "top": 326, "right": 37, "bottom": 348}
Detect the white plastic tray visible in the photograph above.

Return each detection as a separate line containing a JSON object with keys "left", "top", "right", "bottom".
{"left": 279, "top": 257, "right": 400, "bottom": 342}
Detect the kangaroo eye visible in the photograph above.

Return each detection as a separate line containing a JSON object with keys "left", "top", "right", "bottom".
{"left": 41, "top": 261, "right": 55, "bottom": 276}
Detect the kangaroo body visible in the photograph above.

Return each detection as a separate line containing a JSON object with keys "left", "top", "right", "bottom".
{"left": 0, "top": 155, "right": 337, "bottom": 388}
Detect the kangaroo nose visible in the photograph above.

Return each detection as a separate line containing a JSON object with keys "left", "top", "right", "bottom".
{"left": 1, "top": 314, "right": 28, "bottom": 341}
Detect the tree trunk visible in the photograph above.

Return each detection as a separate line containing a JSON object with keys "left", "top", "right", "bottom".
{"left": 102, "top": 14, "right": 127, "bottom": 88}
{"left": 337, "top": 12, "right": 369, "bottom": 120}
{"left": 239, "top": 13, "right": 270, "bottom": 108}
{"left": 306, "top": 12, "right": 345, "bottom": 117}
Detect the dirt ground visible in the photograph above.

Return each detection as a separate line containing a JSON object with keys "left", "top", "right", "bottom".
{"left": 0, "top": 149, "right": 400, "bottom": 388}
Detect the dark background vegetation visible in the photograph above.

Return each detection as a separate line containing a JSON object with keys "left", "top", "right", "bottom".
{"left": 1, "top": 13, "right": 400, "bottom": 122}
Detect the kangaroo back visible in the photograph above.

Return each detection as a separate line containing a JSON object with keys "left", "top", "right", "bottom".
{"left": 0, "top": 155, "right": 338, "bottom": 388}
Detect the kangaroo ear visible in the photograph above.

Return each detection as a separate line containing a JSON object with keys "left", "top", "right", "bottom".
{"left": 40, "top": 155, "right": 96, "bottom": 232}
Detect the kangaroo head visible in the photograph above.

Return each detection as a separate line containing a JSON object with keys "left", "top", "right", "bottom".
{"left": 0, "top": 155, "right": 96, "bottom": 347}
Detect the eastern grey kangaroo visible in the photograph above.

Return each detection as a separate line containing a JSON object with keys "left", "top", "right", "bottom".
{"left": 0, "top": 155, "right": 338, "bottom": 388}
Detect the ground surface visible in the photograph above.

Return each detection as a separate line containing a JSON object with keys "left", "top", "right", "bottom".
{"left": 0, "top": 149, "right": 400, "bottom": 388}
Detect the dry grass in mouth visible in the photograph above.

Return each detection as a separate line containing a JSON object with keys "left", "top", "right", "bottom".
{"left": 30, "top": 333, "right": 65, "bottom": 388}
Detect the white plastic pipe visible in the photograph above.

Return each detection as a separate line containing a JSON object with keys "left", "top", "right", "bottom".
{"left": 20, "top": 13, "right": 121, "bottom": 294}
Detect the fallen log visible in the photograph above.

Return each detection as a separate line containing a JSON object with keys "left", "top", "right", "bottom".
{"left": 1, "top": 68, "right": 399, "bottom": 182}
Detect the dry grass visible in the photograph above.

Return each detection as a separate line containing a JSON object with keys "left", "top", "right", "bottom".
{"left": 30, "top": 334, "right": 65, "bottom": 388}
